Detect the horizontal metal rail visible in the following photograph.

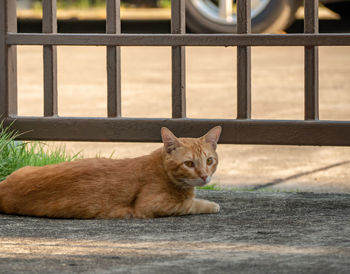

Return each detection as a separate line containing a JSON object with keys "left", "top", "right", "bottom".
{"left": 3, "top": 117, "right": 350, "bottom": 146}
{"left": 6, "top": 33, "right": 350, "bottom": 47}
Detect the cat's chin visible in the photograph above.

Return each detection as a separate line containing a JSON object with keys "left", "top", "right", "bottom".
{"left": 177, "top": 177, "right": 211, "bottom": 188}
{"left": 189, "top": 181, "right": 209, "bottom": 187}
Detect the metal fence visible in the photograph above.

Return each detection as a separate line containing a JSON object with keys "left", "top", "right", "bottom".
{"left": 1, "top": 0, "right": 350, "bottom": 145}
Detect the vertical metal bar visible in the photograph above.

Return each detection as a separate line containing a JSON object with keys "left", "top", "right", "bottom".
{"left": 43, "top": 0, "right": 58, "bottom": 117}
{"left": 106, "top": 0, "right": 121, "bottom": 117}
{"left": 0, "top": 0, "right": 7, "bottom": 117}
{"left": 171, "top": 0, "right": 186, "bottom": 118}
{"left": 0, "top": 0, "right": 17, "bottom": 118}
{"left": 236, "top": 0, "right": 251, "bottom": 119}
{"left": 304, "top": 0, "right": 319, "bottom": 120}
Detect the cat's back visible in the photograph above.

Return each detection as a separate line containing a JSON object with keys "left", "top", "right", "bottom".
{"left": 1, "top": 157, "right": 143, "bottom": 200}
{"left": 0, "top": 157, "right": 144, "bottom": 218}
{"left": 6, "top": 157, "right": 119, "bottom": 182}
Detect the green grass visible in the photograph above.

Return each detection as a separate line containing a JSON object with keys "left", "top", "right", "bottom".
{"left": 32, "top": 0, "right": 172, "bottom": 9}
{"left": 0, "top": 121, "right": 79, "bottom": 182}
{"left": 198, "top": 183, "right": 301, "bottom": 193}
{"left": 197, "top": 183, "right": 223, "bottom": 191}
{"left": 33, "top": 0, "right": 106, "bottom": 10}
{"left": 158, "top": 0, "right": 171, "bottom": 8}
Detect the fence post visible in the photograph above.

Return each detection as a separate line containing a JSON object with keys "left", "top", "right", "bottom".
{"left": 236, "top": 0, "right": 251, "bottom": 119}
{"left": 43, "top": 0, "right": 58, "bottom": 117}
{"left": 0, "top": 0, "right": 17, "bottom": 118}
{"left": 106, "top": 0, "right": 122, "bottom": 117}
{"left": 171, "top": 0, "right": 186, "bottom": 118}
{"left": 304, "top": 0, "right": 319, "bottom": 120}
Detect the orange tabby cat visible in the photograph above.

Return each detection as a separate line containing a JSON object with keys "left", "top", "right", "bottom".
{"left": 0, "top": 126, "right": 221, "bottom": 219}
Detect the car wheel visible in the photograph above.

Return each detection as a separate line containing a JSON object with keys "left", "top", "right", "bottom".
{"left": 324, "top": 2, "right": 350, "bottom": 19}
{"left": 186, "top": 0, "right": 302, "bottom": 33}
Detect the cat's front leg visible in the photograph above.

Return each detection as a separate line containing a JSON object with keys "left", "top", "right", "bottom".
{"left": 186, "top": 198, "right": 220, "bottom": 215}
{"left": 103, "top": 207, "right": 135, "bottom": 219}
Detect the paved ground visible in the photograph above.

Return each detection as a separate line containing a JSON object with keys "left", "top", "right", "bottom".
{"left": 16, "top": 6, "right": 339, "bottom": 21}
{"left": 0, "top": 190, "right": 349, "bottom": 273}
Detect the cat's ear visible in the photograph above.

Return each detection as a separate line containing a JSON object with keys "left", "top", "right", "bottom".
{"left": 201, "top": 126, "right": 222, "bottom": 150}
{"left": 161, "top": 127, "right": 182, "bottom": 153}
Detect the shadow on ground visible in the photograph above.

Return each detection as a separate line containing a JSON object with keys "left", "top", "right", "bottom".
{"left": 17, "top": 17, "right": 350, "bottom": 33}
{"left": 0, "top": 190, "right": 349, "bottom": 273}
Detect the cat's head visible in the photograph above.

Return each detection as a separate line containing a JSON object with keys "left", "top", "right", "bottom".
{"left": 161, "top": 126, "right": 222, "bottom": 188}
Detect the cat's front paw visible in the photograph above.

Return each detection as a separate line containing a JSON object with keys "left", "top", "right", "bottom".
{"left": 208, "top": 202, "right": 220, "bottom": 213}
{"left": 189, "top": 199, "right": 220, "bottom": 215}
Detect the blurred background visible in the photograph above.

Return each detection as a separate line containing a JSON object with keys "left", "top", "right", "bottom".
{"left": 15, "top": 0, "right": 350, "bottom": 33}
{"left": 13, "top": 0, "right": 350, "bottom": 193}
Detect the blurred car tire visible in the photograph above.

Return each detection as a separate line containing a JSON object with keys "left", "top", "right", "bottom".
{"left": 185, "top": 0, "right": 302, "bottom": 33}
{"left": 324, "top": 2, "right": 350, "bottom": 19}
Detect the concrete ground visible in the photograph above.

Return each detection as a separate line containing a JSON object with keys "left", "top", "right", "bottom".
{"left": 16, "top": 6, "right": 340, "bottom": 21}
{"left": 0, "top": 190, "right": 349, "bottom": 273}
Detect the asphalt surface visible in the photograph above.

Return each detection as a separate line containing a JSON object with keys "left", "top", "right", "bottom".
{"left": 0, "top": 190, "right": 349, "bottom": 273}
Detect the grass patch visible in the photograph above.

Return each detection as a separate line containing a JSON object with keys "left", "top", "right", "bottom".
{"left": 198, "top": 183, "right": 301, "bottom": 193}
{"left": 32, "top": 0, "right": 172, "bottom": 9}
{"left": 197, "top": 183, "right": 222, "bottom": 191}
{"left": 227, "top": 187, "right": 302, "bottom": 193}
{"left": 0, "top": 121, "right": 79, "bottom": 182}
{"left": 33, "top": 0, "right": 106, "bottom": 10}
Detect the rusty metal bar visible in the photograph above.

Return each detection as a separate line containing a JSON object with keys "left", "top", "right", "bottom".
{"left": 304, "top": 0, "right": 319, "bottom": 120}
{"left": 6, "top": 33, "right": 350, "bottom": 47}
{"left": 106, "top": 0, "right": 121, "bottom": 117}
{"left": 3, "top": 116, "right": 350, "bottom": 146}
{"left": 171, "top": 0, "right": 186, "bottom": 118}
{"left": 0, "top": 0, "right": 17, "bottom": 118}
{"left": 42, "top": 0, "right": 58, "bottom": 117}
{"left": 237, "top": 0, "right": 251, "bottom": 119}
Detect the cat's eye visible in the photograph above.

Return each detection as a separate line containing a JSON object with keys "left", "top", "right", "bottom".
{"left": 207, "top": 157, "right": 214, "bottom": 165}
{"left": 184, "top": 161, "right": 195, "bottom": 168}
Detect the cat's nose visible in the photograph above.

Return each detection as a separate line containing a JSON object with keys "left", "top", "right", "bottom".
{"left": 200, "top": 175, "right": 208, "bottom": 183}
